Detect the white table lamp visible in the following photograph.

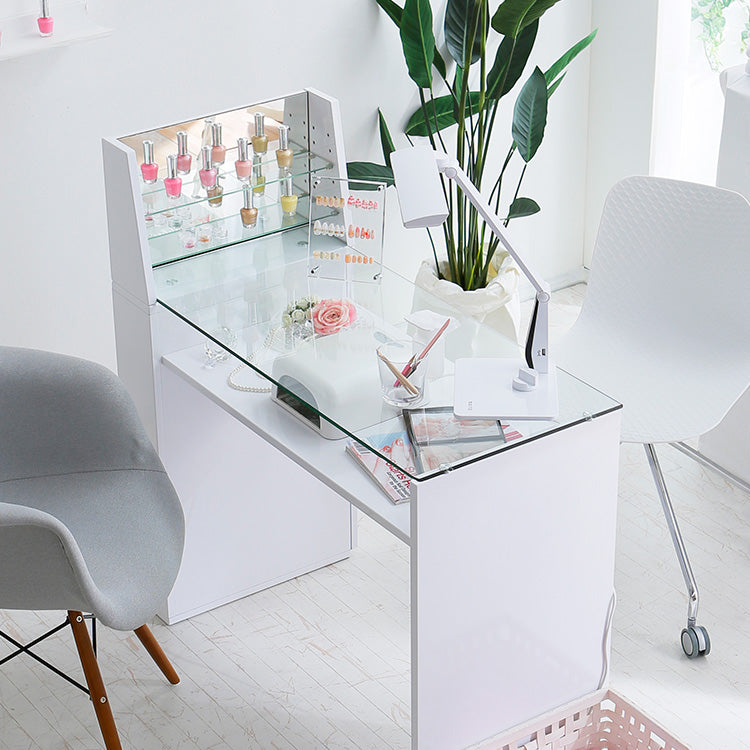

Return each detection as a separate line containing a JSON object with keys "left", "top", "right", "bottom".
{"left": 390, "top": 146, "right": 558, "bottom": 419}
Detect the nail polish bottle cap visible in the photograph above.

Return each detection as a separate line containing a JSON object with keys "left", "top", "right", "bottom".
{"left": 40, "top": 0, "right": 50, "bottom": 18}
{"left": 177, "top": 131, "right": 189, "bottom": 156}
{"left": 166, "top": 154, "right": 177, "bottom": 180}
{"left": 142, "top": 139, "right": 155, "bottom": 165}
{"left": 254, "top": 113, "right": 265, "bottom": 137}
{"left": 243, "top": 185, "right": 254, "bottom": 210}
{"left": 253, "top": 155, "right": 262, "bottom": 174}
{"left": 201, "top": 145, "right": 213, "bottom": 170}
{"left": 282, "top": 175, "right": 293, "bottom": 196}
{"left": 211, "top": 122, "right": 223, "bottom": 146}
{"left": 278, "top": 124, "right": 289, "bottom": 151}
{"left": 237, "top": 137, "right": 249, "bottom": 162}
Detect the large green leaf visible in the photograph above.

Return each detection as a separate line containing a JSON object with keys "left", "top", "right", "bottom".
{"left": 375, "top": 0, "right": 446, "bottom": 80}
{"left": 486, "top": 19, "right": 537, "bottom": 99}
{"left": 378, "top": 109, "right": 396, "bottom": 168}
{"left": 491, "top": 0, "right": 563, "bottom": 38}
{"left": 374, "top": 0, "right": 403, "bottom": 27}
{"left": 404, "top": 92, "right": 484, "bottom": 136}
{"left": 346, "top": 161, "right": 395, "bottom": 188}
{"left": 512, "top": 66, "right": 548, "bottom": 162}
{"left": 400, "top": 0, "right": 435, "bottom": 89}
{"left": 544, "top": 28, "right": 597, "bottom": 85}
{"left": 507, "top": 197, "right": 540, "bottom": 219}
{"left": 444, "top": 0, "right": 487, "bottom": 66}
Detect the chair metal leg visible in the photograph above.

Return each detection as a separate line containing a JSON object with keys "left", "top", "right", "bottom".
{"left": 68, "top": 611, "right": 123, "bottom": 750}
{"left": 643, "top": 444, "right": 710, "bottom": 658}
{"left": 134, "top": 624, "right": 180, "bottom": 685}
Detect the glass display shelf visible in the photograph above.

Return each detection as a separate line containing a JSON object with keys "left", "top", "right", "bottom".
{"left": 154, "top": 226, "right": 621, "bottom": 481}
{"left": 139, "top": 150, "right": 330, "bottom": 216}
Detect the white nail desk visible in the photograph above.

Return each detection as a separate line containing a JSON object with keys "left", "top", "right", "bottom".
{"left": 103, "top": 91, "right": 622, "bottom": 750}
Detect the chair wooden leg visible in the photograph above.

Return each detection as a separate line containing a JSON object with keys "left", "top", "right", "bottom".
{"left": 134, "top": 624, "right": 180, "bottom": 685}
{"left": 68, "top": 611, "right": 122, "bottom": 750}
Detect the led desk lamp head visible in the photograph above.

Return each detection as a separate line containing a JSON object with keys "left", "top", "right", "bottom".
{"left": 390, "top": 146, "right": 557, "bottom": 419}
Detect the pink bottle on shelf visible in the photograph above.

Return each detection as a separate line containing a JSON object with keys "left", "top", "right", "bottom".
{"left": 211, "top": 122, "right": 226, "bottom": 166}
{"left": 140, "top": 140, "right": 158, "bottom": 184}
{"left": 37, "top": 0, "right": 53, "bottom": 36}
{"left": 176, "top": 131, "right": 192, "bottom": 174}
{"left": 199, "top": 146, "right": 217, "bottom": 188}
{"left": 235, "top": 137, "right": 252, "bottom": 181}
{"left": 164, "top": 155, "right": 182, "bottom": 199}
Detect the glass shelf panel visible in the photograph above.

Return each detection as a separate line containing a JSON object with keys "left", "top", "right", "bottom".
{"left": 153, "top": 227, "right": 621, "bottom": 480}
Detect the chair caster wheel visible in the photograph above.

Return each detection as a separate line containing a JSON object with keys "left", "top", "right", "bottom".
{"left": 681, "top": 625, "right": 710, "bottom": 658}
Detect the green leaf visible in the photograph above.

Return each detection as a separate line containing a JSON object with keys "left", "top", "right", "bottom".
{"left": 444, "top": 0, "right": 487, "bottom": 66}
{"left": 507, "top": 197, "right": 540, "bottom": 219}
{"left": 544, "top": 28, "right": 597, "bottom": 84}
{"left": 491, "top": 0, "right": 563, "bottom": 38}
{"left": 486, "top": 19, "right": 538, "bottom": 99}
{"left": 546, "top": 72, "right": 565, "bottom": 98}
{"left": 374, "top": 0, "right": 403, "bottom": 27}
{"left": 378, "top": 109, "right": 396, "bottom": 168}
{"left": 375, "top": 0, "right": 446, "bottom": 81}
{"left": 512, "top": 66, "right": 548, "bottom": 162}
{"left": 404, "top": 92, "right": 484, "bottom": 136}
{"left": 400, "top": 0, "right": 435, "bottom": 89}
{"left": 346, "top": 161, "right": 395, "bottom": 188}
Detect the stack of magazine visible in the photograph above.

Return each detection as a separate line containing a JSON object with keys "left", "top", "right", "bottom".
{"left": 346, "top": 407, "right": 523, "bottom": 505}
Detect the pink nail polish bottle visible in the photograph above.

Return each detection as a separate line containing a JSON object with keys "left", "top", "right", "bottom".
{"left": 211, "top": 122, "right": 226, "bottom": 166}
{"left": 176, "top": 131, "right": 192, "bottom": 174}
{"left": 199, "top": 146, "right": 217, "bottom": 189}
{"left": 140, "top": 140, "right": 158, "bottom": 184}
{"left": 37, "top": 0, "right": 53, "bottom": 36}
{"left": 164, "top": 155, "right": 182, "bottom": 200}
{"left": 235, "top": 137, "right": 252, "bottom": 181}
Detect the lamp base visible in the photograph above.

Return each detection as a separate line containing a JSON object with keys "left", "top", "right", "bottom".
{"left": 453, "top": 358, "right": 558, "bottom": 420}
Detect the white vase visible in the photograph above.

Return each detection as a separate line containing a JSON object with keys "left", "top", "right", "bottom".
{"left": 413, "top": 249, "right": 521, "bottom": 345}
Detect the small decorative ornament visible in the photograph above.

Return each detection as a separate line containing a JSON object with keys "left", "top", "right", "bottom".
{"left": 310, "top": 298, "right": 357, "bottom": 336}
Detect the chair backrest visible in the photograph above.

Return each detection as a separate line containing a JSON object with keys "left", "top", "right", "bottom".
{"left": 578, "top": 176, "right": 750, "bottom": 365}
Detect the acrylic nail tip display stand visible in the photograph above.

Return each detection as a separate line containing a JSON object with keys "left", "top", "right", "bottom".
{"left": 103, "top": 89, "right": 623, "bottom": 749}
{"left": 0, "top": 1, "right": 111, "bottom": 62}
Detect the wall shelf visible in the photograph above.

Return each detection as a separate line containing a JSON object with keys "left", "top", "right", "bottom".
{"left": 0, "top": 2, "right": 110, "bottom": 62}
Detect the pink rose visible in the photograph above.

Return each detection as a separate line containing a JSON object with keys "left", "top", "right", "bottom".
{"left": 311, "top": 298, "right": 357, "bottom": 336}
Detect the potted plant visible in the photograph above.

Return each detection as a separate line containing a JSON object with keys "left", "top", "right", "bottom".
{"left": 348, "top": 0, "right": 596, "bottom": 340}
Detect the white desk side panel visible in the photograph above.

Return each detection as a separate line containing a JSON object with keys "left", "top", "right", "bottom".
{"left": 159, "top": 364, "right": 354, "bottom": 624}
{"left": 411, "top": 410, "right": 621, "bottom": 750}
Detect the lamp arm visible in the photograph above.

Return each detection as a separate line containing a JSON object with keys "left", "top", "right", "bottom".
{"left": 435, "top": 156, "right": 550, "bottom": 373}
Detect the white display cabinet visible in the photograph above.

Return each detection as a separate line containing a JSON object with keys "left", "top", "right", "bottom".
{"left": 103, "top": 89, "right": 623, "bottom": 748}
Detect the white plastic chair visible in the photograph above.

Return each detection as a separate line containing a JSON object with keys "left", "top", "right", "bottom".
{"left": 558, "top": 176, "right": 750, "bottom": 658}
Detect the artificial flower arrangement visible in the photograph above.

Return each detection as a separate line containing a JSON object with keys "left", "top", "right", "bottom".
{"left": 281, "top": 296, "right": 358, "bottom": 338}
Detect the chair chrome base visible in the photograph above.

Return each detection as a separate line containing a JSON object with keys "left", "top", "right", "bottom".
{"left": 644, "top": 444, "right": 710, "bottom": 658}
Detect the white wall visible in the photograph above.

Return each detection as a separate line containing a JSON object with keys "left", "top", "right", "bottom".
{"left": 0, "top": 0, "right": 594, "bottom": 370}
{"left": 583, "top": 1, "right": 659, "bottom": 265}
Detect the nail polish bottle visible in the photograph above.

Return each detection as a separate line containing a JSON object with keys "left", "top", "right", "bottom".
{"left": 211, "top": 122, "right": 226, "bottom": 166}
{"left": 176, "top": 131, "right": 192, "bottom": 174}
{"left": 37, "top": 0, "right": 53, "bottom": 36}
{"left": 140, "top": 140, "right": 158, "bottom": 184}
{"left": 252, "top": 156, "right": 265, "bottom": 195}
{"left": 207, "top": 170, "right": 223, "bottom": 206}
{"left": 164, "top": 155, "right": 182, "bottom": 200}
{"left": 276, "top": 124, "right": 293, "bottom": 169}
{"left": 201, "top": 118, "right": 214, "bottom": 148}
{"left": 199, "top": 146, "right": 217, "bottom": 189}
{"left": 240, "top": 186, "right": 258, "bottom": 228}
{"left": 235, "top": 137, "right": 252, "bottom": 181}
{"left": 280, "top": 176, "right": 298, "bottom": 216}
{"left": 252, "top": 113, "right": 268, "bottom": 155}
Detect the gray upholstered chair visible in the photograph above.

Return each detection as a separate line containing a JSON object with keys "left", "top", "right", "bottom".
{"left": 0, "top": 346, "right": 185, "bottom": 750}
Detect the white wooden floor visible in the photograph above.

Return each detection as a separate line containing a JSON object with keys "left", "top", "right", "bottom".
{"left": 2, "top": 285, "right": 749, "bottom": 749}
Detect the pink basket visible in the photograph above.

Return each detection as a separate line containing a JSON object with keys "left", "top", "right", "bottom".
{"left": 477, "top": 688, "right": 689, "bottom": 750}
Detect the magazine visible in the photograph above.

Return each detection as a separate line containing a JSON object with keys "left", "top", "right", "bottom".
{"left": 345, "top": 431, "right": 416, "bottom": 505}
{"left": 403, "top": 406, "right": 522, "bottom": 474}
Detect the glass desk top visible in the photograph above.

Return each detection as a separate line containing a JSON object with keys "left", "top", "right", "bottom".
{"left": 154, "top": 226, "right": 620, "bottom": 481}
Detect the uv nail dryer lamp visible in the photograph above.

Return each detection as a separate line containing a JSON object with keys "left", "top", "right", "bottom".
{"left": 271, "top": 326, "right": 388, "bottom": 440}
